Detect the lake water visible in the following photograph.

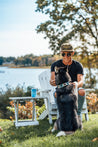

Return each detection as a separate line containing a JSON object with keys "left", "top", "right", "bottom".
{"left": 0, "top": 67, "right": 49, "bottom": 91}
{"left": 0, "top": 67, "right": 98, "bottom": 91}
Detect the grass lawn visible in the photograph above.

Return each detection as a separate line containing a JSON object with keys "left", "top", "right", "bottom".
{"left": 0, "top": 114, "right": 98, "bottom": 147}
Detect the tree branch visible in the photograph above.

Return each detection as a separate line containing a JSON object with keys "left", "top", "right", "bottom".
{"left": 78, "top": 13, "right": 97, "bottom": 40}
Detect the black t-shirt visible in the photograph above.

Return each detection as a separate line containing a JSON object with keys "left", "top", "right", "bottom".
{"left": 51, "top": 59, "right": 84, "bottom": 82}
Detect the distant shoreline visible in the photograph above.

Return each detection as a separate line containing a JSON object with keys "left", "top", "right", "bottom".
{"left": 0, "top": 65, "right": 50, "bottom": 69}
{"left": 10, "top": 66, "right": 50, "bottom": 69}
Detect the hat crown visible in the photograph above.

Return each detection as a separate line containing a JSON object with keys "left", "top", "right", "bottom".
{"left": 61, "top": 43, "right": 74, "bottom": 52}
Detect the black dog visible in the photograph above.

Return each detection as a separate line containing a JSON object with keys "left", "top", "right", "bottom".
{"left": 52, "top": 67, "right": 82, "bottom": 135}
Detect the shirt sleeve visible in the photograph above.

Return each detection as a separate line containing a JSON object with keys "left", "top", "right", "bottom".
{"left": 76, "top": 62, "right": 84, "bottom": 75}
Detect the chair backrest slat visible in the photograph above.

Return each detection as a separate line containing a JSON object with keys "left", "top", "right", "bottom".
{"left": 39, "top": 70, "right": 56, "bottom": 104}
{"left": 39, "top": 70, "right": 54, "bottom": 90}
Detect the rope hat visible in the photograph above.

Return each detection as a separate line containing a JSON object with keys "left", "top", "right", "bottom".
{"left": 61, "top": 43, "right": 74, "bottom": 52}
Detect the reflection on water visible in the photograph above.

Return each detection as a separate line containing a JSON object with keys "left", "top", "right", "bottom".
{"left": 0, "top": 67, "right": 97, "bottom": 91}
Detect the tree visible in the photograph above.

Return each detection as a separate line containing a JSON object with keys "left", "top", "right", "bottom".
{"left": 24, "top": 58, "right": 32, "bottom": 66}
{"left": 35, "top": 0, "right": 98, "bottom": 53}
{"left": 35, "top": 0, "right": 98, "bottom": 88}
{"left": 6, "top": 57, "right": 15, "bottom": 62}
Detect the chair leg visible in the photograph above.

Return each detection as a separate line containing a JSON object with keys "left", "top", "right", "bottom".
{"left": 49, "top": 114, "right": 52, "bottom": 124}
{"left": 57, "top": 109, "right": 59, "bottom": 119}
{"left": 46, "top": 98, "right": 53, "bottom": 124}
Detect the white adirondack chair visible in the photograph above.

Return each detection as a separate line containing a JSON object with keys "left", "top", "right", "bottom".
{"left": 38, "top": 69, "right": 58, "bottom": 124}
{"left": 38, "top": 70, "right": 89, "bottom": 124}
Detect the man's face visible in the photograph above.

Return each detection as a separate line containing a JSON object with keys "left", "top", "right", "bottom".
{"left": 61, "top": 51, "right": 74, "bottom": 63}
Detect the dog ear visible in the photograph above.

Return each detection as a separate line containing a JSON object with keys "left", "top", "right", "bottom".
{"left": 66, "top": 72, "right": 72, "bottom": 82}
{"left": 55, "top": 66, "right": 59, "bottom": 73}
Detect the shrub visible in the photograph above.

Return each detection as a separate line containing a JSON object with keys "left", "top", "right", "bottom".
{"left": 86, "top": 93, "right": 98, "bottom": 113}
{"left": 0, "top": 85, "right": 44, "bottom": 119}
{"left": 7, "top": 101, "right": 45, "bottom": 120}
{"left": 0, "top": 85, "right": 25, "bottom": 118}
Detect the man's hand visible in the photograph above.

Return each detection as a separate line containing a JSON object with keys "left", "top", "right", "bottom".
{"left": 71, "top": 82, "right": 78, "bottom": 88}
{"left": 50, "top": 79, "right": 56, "bottom": 86}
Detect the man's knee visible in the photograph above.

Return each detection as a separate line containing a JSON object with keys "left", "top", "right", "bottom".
{"left": 78, "top": 89, "right": 85, "bottom": 96}
{"left": 54, "top": 92, "right": 57, "bottom": 98}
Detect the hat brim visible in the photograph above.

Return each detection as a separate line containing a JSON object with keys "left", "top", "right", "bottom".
{"left": 61, "top": 50, "right": 74, "bottom": 52}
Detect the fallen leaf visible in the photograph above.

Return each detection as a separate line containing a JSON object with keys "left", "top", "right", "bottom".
{"left": 0, "top": 127, "right": 3, "bottom": 132}
{"left": 0, "top": 140, "right": 2, "bottom": 144}
{"left": 92, "top": 137, "right": 98, "bottom": 142}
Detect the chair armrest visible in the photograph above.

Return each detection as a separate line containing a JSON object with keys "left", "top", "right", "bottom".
{"left": 37, "top": 89, "right": 52, "bottom": 97}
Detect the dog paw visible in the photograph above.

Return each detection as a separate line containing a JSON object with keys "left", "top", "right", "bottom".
{"left": 51, "top": 128, "right": 56, "bottom": 133}
{"left": 51, "top": 121, "right": 58, "bottom": 133}
{"left": 56, "top": 131, "right": 66, "bottom": 137}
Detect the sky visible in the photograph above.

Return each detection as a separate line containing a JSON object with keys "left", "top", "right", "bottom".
{"left": 0, "top": 0, "right": 53, "bottom": 57}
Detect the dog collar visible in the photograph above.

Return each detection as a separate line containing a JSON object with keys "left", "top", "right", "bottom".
{"left": 57, "top": 82, "right": 69, "bottom": 88}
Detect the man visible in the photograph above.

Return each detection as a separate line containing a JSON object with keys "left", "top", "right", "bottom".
{"left": 50, "top": 43, "right": 85, "bottom": 117}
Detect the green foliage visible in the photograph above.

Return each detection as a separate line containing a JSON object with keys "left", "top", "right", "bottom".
{"left": 7, "top": 104, "right": 45, "bottom": 119}
{"left": 35, "top": 0, "right": 98, "bottom": 89}
{"left": 5, "top": 57, "right": 15, "bottom": 62}
{"left": 0, "top": 85, "right": 25, "bottom": 119}
{"left": 36, "top": 0, "right": 98, "bottom": 53}
{"left": 0, "top": 85, "right": 41, "bottom": 119}
{"left": 86, "top": 93, "right": 98, "bottom": 113}
{"left": 7, "top": 106, "right": 15, "bottom": 113}
{"left": 14, "top": 58, "right": 33, "bottom": 66}
{"left": 0, "top": 54, "right": 55, "bottom": 67}
{"left": 85, "top": 73, "right": 96, "bottom": 88}
{"left": 0, "top": 114, "right": 98, "bottom": 147}
{"left": 36, "top": 104, "right": 46, "bottom": 117}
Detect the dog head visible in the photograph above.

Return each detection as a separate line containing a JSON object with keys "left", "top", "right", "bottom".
{"left": 55, "top": 66, "right": 71, "bottom": 85}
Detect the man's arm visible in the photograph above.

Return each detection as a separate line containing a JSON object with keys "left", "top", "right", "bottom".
{"left": 50, "top": 71, "right": 83, "bottom": 88}
{"left": 72, "top": 74, "right": 83, "bottom": 88}
{"left": 50, "top": 71, "right": 56, "bottom": 86}
{"left": 77, "top": 74, "right": 83, "bottom": 88}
